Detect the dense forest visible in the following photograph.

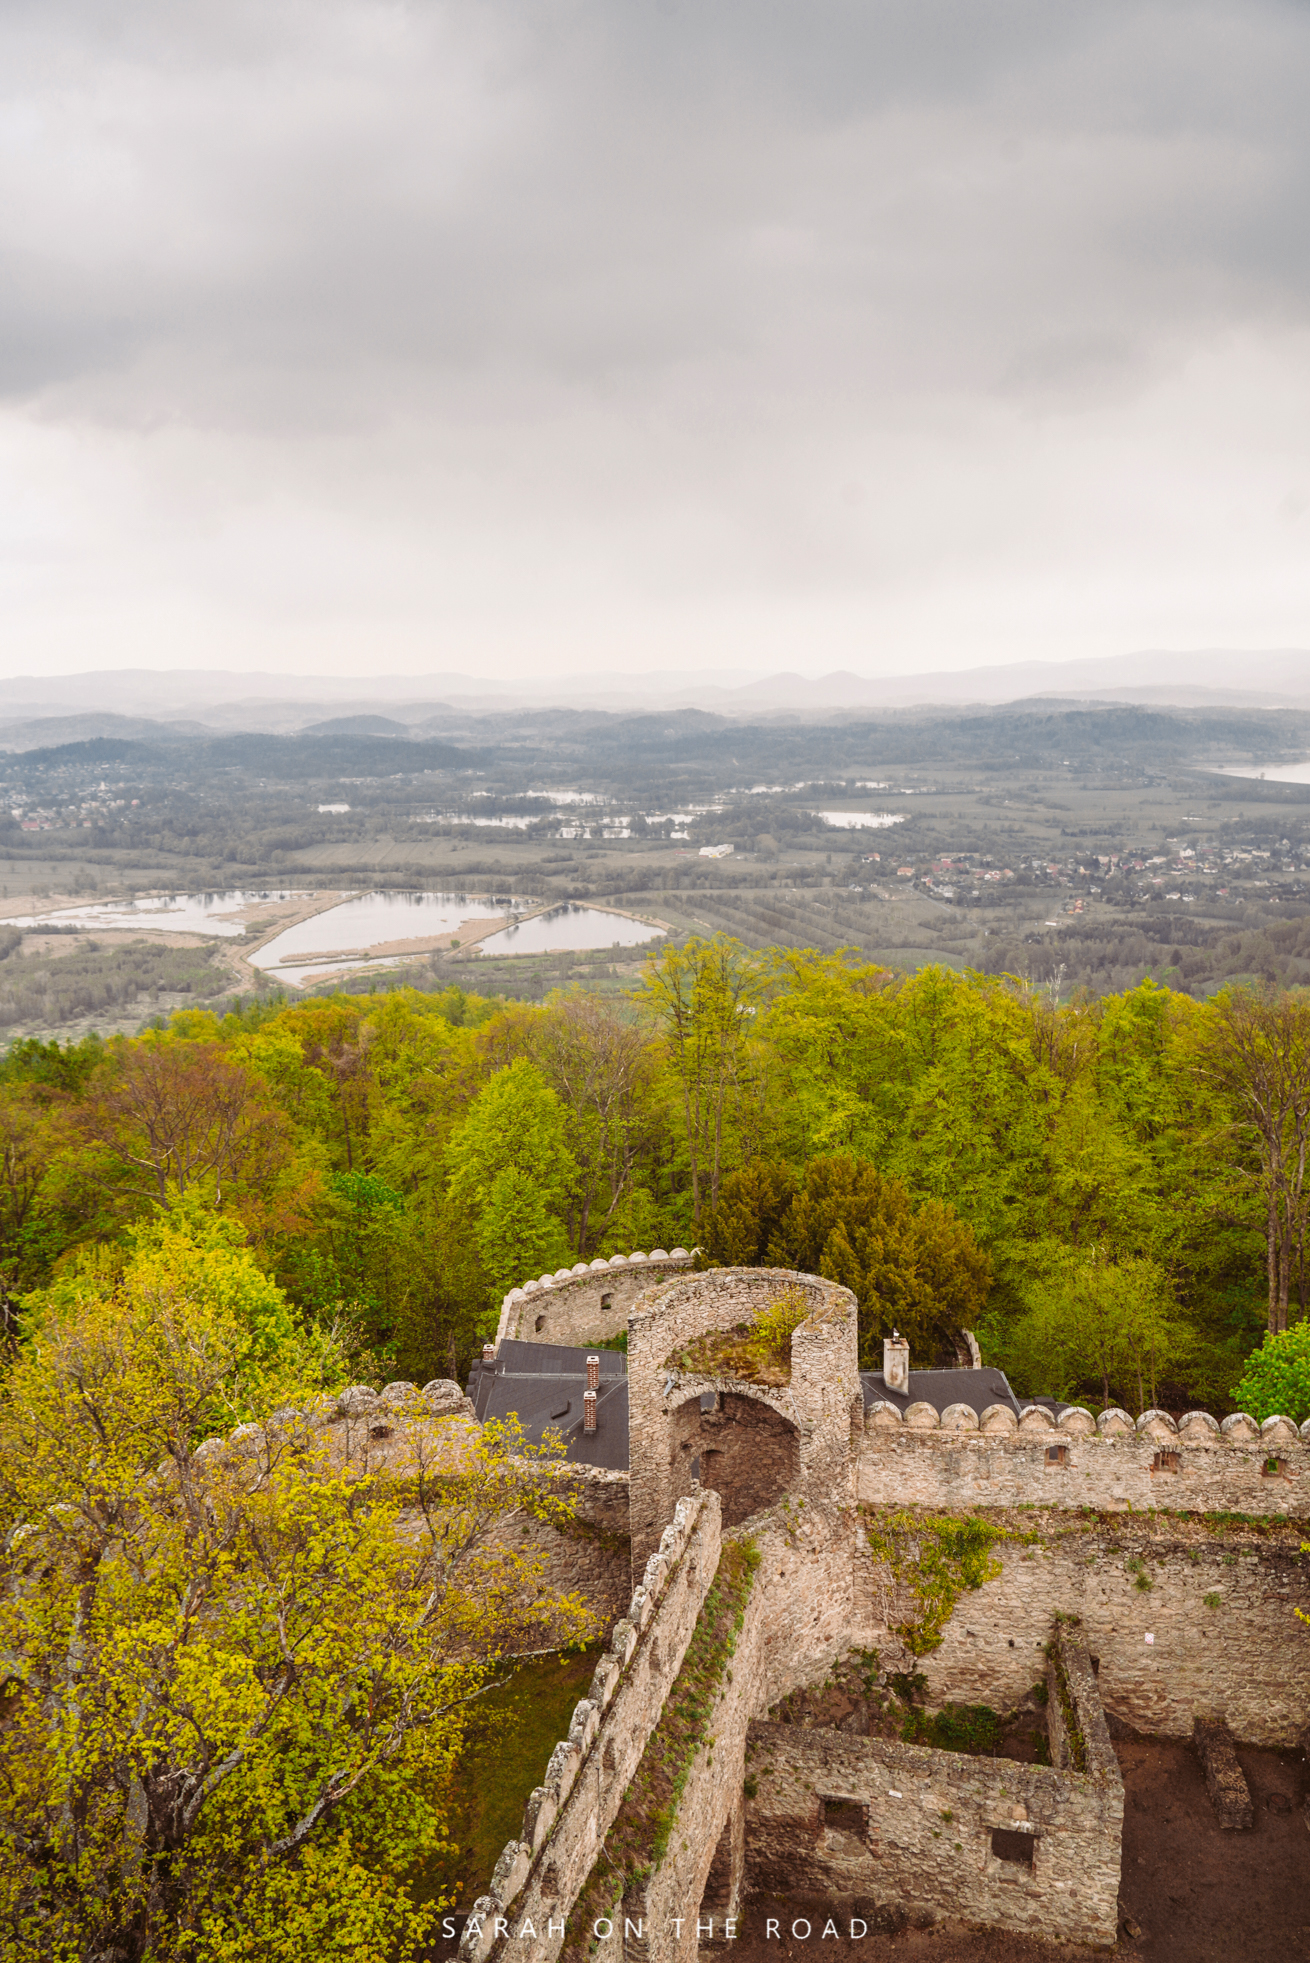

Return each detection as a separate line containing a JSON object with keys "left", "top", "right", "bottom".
{"left": 2, "top": 943, "right": 1306, "bottom": 1418}
{"left": 2, "top": 943, "right": 1309, "bottom": 1960}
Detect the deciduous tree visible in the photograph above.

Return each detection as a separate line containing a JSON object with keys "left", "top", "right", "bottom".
{"left": 0, "top": 1223, "right": 590, "bottom": 1963}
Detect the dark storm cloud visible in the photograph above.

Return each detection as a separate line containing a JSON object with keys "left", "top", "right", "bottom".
{"left": 0, "top": 0, "right": 1308, "bottom": 672}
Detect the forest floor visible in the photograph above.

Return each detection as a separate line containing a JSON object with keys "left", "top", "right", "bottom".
{"left": 733, "top": 1737, "right": 1310, "bottom": 1963}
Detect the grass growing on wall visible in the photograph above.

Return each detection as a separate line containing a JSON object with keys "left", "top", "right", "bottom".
{"left": 865, "top": 1509, "right": 1008, "bottom": 1655}
{"left": 900, "top": 1701, "right": 1005, "bottom": 1755}
{"left": 666, "top": 1287, "right": 810, "bottom": 1387}
{"left": 563, "top": 1537, "right": 760, "bottom": 1960}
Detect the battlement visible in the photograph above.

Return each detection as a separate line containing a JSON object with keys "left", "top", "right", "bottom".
{"left": 495, "top": 1249, "right": 696, "bottom": 1349}
{"left": 459, "top": 1487, "right": 723, "bottom": 1963}
{"left": 858, "top": 1398, "right": 1310, "bottom": 1515}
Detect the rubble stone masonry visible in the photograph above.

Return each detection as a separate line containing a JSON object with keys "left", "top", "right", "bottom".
{"left": 497, "top": 1253, "right": 696, "bottom": 1349}
{"left": 857, "top": 1397, "right": 1309, "bottom": 1516}
{"left": 744, "top": 1628, "right": 1123, "bottom": 1946}
{"left": 854, "top": 1514, "right": 1310, "bottom": 1746}
{"left": 627, "top": 1268, "right": 861, "bottom": 1577}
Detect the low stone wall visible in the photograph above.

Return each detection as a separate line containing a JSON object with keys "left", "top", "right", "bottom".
{"left": 743, "top": 1629, "right": 1123, "bottom": 1947}
{"left": 857, "top": 1399, "right": 1310, "bottom": 1517}
{"left": 459, "top": 1488, "right": 723, "bottom": 1963}
{"left": 496, "top": 1253, "right": 695, "bottom": 1349}
{"left": 854, "top": 1512, "right": 1310, "bottom": 1746}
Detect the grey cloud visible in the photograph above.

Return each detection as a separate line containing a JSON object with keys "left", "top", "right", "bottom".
{"left": 0, "top": 0, "right": 1307, "bottom": 672}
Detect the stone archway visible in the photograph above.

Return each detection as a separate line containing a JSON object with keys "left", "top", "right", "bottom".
{"left": 670, "top": 1391, "right": 799, "bottom": 1528}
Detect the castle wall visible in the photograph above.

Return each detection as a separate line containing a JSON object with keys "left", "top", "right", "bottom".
{"left": 857, "top": 1398, "right": 1309, "bottom": 1516}
{"left": 496, "top": 1253, "right": 695, "bottom": 1349}
{"left": 669, "top": 1392, "right": 800, "bottom": 1531}
{"left": 853, "top": 1516, "right": 1310, "bottom": 1746}
{"left": 458, "top": 1489, "right": 724, "bottom": 1963}
{"left": 743, "top": 1632, "right": 1122, "bottom": 1947}
{"left": 626, "top": 1268, "right": 861, "bottom": 1577}
{"left": 480, "top": 1466, "right": 633, "bottom": 1633}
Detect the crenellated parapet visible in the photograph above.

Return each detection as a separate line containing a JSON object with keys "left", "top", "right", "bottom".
{"left": 457, "top": 1487, "right": 723, "bottom": 1963}
{"left": 859, "top": 1397, "right": 1310, "bottom": 1514}
{"left": 495, "top": 1249, "right": 696, "bottom": 1349}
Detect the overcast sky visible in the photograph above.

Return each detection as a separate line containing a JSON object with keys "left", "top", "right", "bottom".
{"left": 1, "top": 0, "right": 1308, "bottom": 682}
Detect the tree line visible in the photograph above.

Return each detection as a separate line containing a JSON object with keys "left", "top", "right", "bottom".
{"left": 0, "top": 943, "right": 1306, "bottom": 1413}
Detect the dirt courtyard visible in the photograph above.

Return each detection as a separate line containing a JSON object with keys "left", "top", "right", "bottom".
{"left": 730, "top": 1737, "right": 1310, "bottom": 1963}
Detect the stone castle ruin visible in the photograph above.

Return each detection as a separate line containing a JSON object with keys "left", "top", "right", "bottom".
{"left": 439, "top": 1256, "right": 1310, "bottom": 1959}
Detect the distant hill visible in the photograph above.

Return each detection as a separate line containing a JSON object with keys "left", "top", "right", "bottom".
{"left": 299, "top": 715, "right": 414, "bottom": 737}
{"left": 0, "top": 712, "right": 207, "bottom": 752}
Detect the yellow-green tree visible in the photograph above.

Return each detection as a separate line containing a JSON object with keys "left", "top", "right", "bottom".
{"left": 0, "top": 1217, "right": 591, "bottom": 1963}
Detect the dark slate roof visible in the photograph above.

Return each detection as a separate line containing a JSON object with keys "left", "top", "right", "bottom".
{"left": 860, "top": 1366, "right": 1023, "bottom": 1419}
{"left": 467, "top": 1339, "right": 629, "bottom": 1471}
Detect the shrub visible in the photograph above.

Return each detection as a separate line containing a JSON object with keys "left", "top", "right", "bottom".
{"left": 1232, "top": 1320, "right": 1310, "bottom": 1423}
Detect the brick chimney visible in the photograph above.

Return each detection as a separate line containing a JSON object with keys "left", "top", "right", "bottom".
{"left": 481, "top": 1343, "right": 496, "bottom": 1368}
{"left": 583, "top": 1388, "right": 598, "bottom": 1433}
{"left": 883, "top": 1329, "right": 909, "bottom": 1395}
{"left": 586, "top": 1354, "right": 601, "bottom": 1391}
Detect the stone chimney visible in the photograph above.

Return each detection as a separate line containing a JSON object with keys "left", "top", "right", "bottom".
{"left": 481, "top": 1343, "right": 497, "bottom": 1368}
{"left": 883, "top": 1329, "right": 909, "bottom": 1394}
{"left": 586, "top": 1354, "right": 601, "bottom": 1391}
{"left": 583, "top": 1388, "right": 598, "bottom": 1433}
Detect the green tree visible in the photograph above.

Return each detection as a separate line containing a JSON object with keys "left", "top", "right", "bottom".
{"left": 443, "top": 1059, "right": 578, "bottom": 1315}
{"left": 704, "top": 1153, "right": 990, "bottom": 1368}
{"left": 1001, "top": 1246, "right": 1192, "bottom": 1414}
{"left": 0, "top": 1236, "right": 591, "bottom": 1963}
{"left": 1231, "top": 1321, "right": 1310, "bottom": 1423}
{"left": 700, "top": 1157, "right": 797, "bottom": 1267}
{"left": 639, "top": 936, "right": 766, "bottom": 1229}
{"left": 1191, "top": 986, "right": 1310, "bottom": 1332}
{"left": 532, "top": 993, "right": 666, "bottom": 1255}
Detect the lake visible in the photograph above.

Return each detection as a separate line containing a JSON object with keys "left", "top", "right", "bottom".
{"left": 814, "top": 810, "right": 908, "bottom": 829}
{"left": 251, "top": 891, "right": 524, "bottom": 981}
{"left": 477, "top": 904, "right": 665, "bottom": 956}
{"left": 7, "top": 890, "right": 303, "bottom": 938}
{"left": 1213, "top": 761, "right": 1310, "bottom": 784}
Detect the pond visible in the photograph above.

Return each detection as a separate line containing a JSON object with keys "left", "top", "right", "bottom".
{"left": 7, "top": 890, "right": 303, "bottom": 938}
{"left": 252, "top": 891, "right": 523, "bottom": 981}
{"left": 476, "top": 904, "right": 664, "bottom": 956}
{"left": 813, "top": 810, "right": 908, "bottom": 829}
{"left": 1213, "top": 760, "right": 1310, "bottom": 784}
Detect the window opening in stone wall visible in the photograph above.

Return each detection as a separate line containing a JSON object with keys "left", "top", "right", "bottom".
{"left": 991, "top": 1828, "right": 1035, "bottom": 1870}
{"left": 535, "top": 1314, "right": 546, "bottom": 1332}
{"left": 1151, "top": 1450, "right": 1180, "bottom": 1473}
{"left": 700, "top": 1812, "right": 737, "bottom": 1917}
{"left": 1262, "top": 1455, "right": 1285, "bottom": 1478}
{"left": 1045, "top": 1444, "right": 1067, "bottom": 1465}
{"left": 822, "top": 1798, "right": 866, "bottom": 1836}
{"left": 601, "top": 1292, "right": 613, "bottom": 1312}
